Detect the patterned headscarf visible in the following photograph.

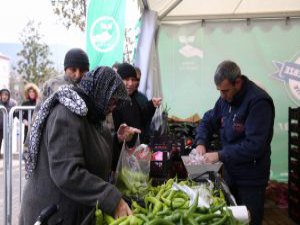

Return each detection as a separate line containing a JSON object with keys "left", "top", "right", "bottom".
{"left": 79, "top": 66, "right": 130, "bottom": 121}
{"left": 25, "top": 66, "right": 129, "bottom": 178}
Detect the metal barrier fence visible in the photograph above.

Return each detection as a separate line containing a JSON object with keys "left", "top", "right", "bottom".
{"left": 1, "top": 106, "right": 8, "bottom": 225}
{"left": 1, "top": 106, "right": 35, "bottom": 225}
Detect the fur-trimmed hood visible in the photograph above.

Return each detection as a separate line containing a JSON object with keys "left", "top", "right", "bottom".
{"left": 24, "top": 83, "right": 40, "bottom": 100}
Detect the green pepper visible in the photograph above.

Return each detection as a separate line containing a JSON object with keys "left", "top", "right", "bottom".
{"left": 131, "top": 201, "right": 147, "bottom": 214}
{"left": 104, "top": 214, "right": 114, "bottom": 224}
{"left": 162, "top": 189, "right": 171, "bottom": 198}
{"left": 174, "top": 191, "right": 189, "bottom": 201}
{"left": 128, "top": 215, "right": 143, "bottom": 225}
{"left": 95, "top": 202, "right": 103, "bottom": 225}
{"left": 155, "top": 187, "right": 165, "bottom": 199}
{"left": 181, "top": 201, "right": 190, "bottom": 209}
{"left": 210, "top": 201, "right": 226, "bottom": 213}
{"left": 179, "top": 215, "right": 184, "bottom": 225}
{"left": 210, "top": 214, "right": 228, "bottom": 225}
{"left": 109, "top": 216, "right": 128, "bottom": 225}
{"left": 194, "top": 213, "right": 222, "bottom": 223}
{"left": 161, "top": 196, "right": 171, "bottom": 207}
{"left": 146, "top": 218, "right": 176, "bottom": 225}
{"left": 145, "top": 196, "right": 163, "bottom": 215}
{"left": 171, "top": 198, "right": 186, "bottom": 209}
{"left": 166, "top": 190, "right": 176, "bottom": 200}
{"left": 165, "top": 178, "right": 174, "bottom": 189}
{"left": 135, "top": 214, "right": 149, "bottom": 223}
{"left": 196, "top": 206, "right": 209, "bottom": 214}
{"left": 224, "top": 207, "right": 236, "bottom": 225}
{"left": 156, "top": 208, "right": 171, "bottom": 217}
{"left": 163, "top": 212, "right": 182, "bottom": 222}
{"left": 187, "top": 217, "right": 198, "bottom": 225}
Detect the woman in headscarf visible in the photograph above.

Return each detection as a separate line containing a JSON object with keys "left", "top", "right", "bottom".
{"left": 19, "top": 66, "right": 134, "bottom": 225}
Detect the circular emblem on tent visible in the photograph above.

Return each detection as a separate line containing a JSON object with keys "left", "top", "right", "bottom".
{"left": 272, "top": 52, "right": 300, "bottom": 105}
{"left": 89, "top": 16, "right": 120, "bottom": 53}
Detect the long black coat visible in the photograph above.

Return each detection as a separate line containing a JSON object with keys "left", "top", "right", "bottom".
{"left": 19, "top": 104, "right": 122, "bottom": 225}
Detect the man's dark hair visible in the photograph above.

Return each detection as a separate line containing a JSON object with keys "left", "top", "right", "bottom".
{"left": 214, "top": 60, "right": 241, "bottom": 85}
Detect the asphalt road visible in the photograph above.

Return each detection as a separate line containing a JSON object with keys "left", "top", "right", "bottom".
{"left": 0, "top": 159, "right": 26, "bottom": 225}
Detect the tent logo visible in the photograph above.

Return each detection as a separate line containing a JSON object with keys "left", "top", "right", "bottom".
{"left": 89, "top": 16, "right": 120, "bottom": 52}
{"left": 178, "top": 36, "right": 203, "bottom": 58}
{"left": 272, "top": 53, "right": 300, "bottom": 104}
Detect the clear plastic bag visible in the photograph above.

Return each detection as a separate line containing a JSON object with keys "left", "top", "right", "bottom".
{"left": 115, "top": 136, "right": 151, "bottom": 198}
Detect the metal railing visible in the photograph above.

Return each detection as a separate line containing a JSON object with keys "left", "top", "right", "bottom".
{"left": 2, "top": 106, "right": 35, "bottom": 225}
{"left": 1, "top": 106, "right": 8, "bottom": 225}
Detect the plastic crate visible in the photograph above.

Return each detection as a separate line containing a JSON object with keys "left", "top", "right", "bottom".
{"left": 290, "top": 147, "right": 300, "bottom": 159}
{"left": 290, "top": 158, "right": 300, "bottom": 171}
{"left": 289, "top": 170, "right": 300, "bottom": 182}
{"left": 149, "top": 134, "right": 186, "bottom": 181}
{"left": 150, "top": 160, "right": 170, "bottom": 179}
{"left": 289, "top": 201, "right": 300, "bottom": 224}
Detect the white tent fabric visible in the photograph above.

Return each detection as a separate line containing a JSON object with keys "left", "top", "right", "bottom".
{"left": 135, "top": 9, "right": 164, "bottom": 132}
{"left": 135, "top": 0, "right": 300, "bottom": 133}
{"left": 136, "top": 0, "right": 300, "bottom": 100}
{"left": 145, "top": 0, "right": 300, "bottom": 21}
{"left": 135, "top": 10, "right": 162, "bottom": 99}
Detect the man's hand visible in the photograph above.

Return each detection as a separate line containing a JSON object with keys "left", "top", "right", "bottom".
{"left": 114, "top": 198, "right": 132, "bottom": 219}
{"left": 203, "top": 152, "right": 219, "bottom": 164}
{"left": 152, "top": 98, "right": 162, "bottom": 108}
{"left": 117, "top": 123, "right": 141, "bottom": 142}
{"left": 196, "top": 145, "right": 207, "bottom": 155}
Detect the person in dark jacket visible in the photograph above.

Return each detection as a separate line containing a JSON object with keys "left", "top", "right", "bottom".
{"left": 195, "top": 60, "right": 275, "bottom": 225}
{"left": 24, "top": 48, "right": 90, "bottom": 148}
{"left": 19, "top": 67, "right": 133, "bottom": 225}
{"left": 37, "top": 48, "right": 90, "bottom": 111}
{"left": 20, "top": 83, "right": 40, "bottom": 142}
{"left": 0, "top": 88, "right": 17, "bottom": 156}
{"left": 112, "top": 63, "right": 161, "bottom": 171}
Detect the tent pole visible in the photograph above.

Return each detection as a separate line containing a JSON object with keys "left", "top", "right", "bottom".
{"left": 158, "top": 0, "right": 183, "bottom": 20}
{"left": 141, "top": 0, "right": 149, "bottom": 10}
{"left": 162, "top": 11, "right": 300, "bottom": 22}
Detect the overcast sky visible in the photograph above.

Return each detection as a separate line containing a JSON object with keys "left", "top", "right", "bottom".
{"left": 0, "top": 0, "right": 85, "bottom": 47}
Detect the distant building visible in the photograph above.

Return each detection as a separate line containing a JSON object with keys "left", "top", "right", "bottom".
{"left": 0, "top": 52, "right": 10, "bottom": 89}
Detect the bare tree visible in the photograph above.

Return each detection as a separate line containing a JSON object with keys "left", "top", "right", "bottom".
{"left": 15, "top": 20, "right": 57, "bottom": 85}
{"left": 51, "top": 0, "right": 86, "bottom": 31}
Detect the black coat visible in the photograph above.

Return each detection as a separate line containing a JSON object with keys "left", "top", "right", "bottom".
{"left": 112, "top": 91, "right": 156, "bottom": 170}
{"left": 19, "top": 104, "right": 122, "bottom": 225}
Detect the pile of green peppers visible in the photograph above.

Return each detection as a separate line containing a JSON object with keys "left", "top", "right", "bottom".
{"left": 95, "top": 178, "right": 247, "bottom": 225}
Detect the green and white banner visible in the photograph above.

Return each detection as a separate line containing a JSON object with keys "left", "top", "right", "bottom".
{"left": 158, "top": 19, "right": 300, "bottom": 182}
{"left": 86, "top": 0, "right": 126, "bottom": 69}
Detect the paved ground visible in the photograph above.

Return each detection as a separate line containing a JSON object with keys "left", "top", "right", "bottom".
{"left": 0, "top": 157, "right": 26, "bottom": 225}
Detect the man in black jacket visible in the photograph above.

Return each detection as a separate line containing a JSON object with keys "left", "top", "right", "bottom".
{"left": 112, "top": 62, "right": 161, "bottom": 170}
{"left": 195, "top": 60, "right": 275, "bottom": 225}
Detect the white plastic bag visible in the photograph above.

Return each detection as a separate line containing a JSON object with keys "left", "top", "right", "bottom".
{"left": 115, "top": 136, "right": 151, "bottom": 197}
